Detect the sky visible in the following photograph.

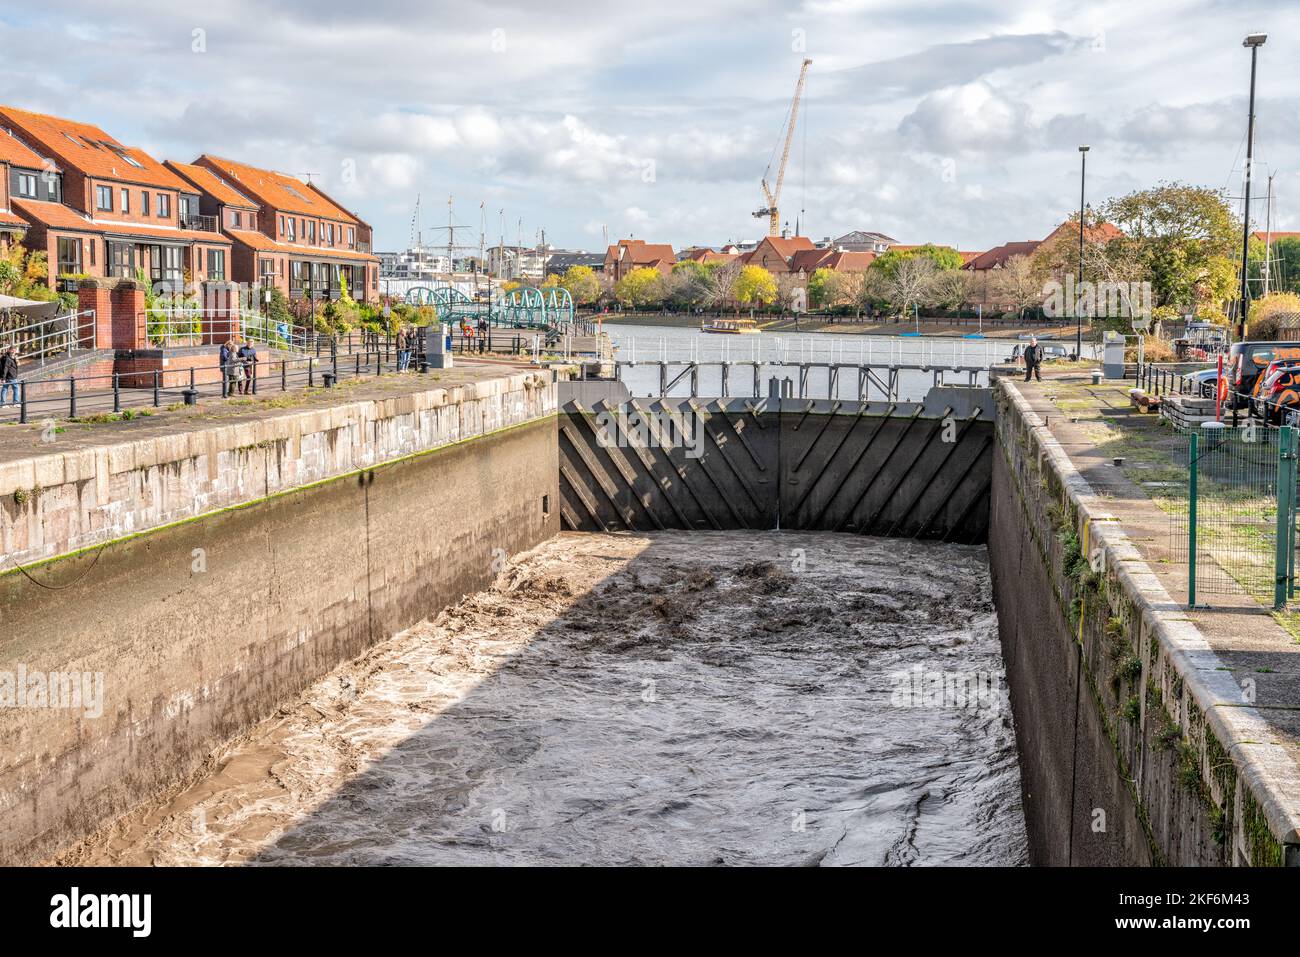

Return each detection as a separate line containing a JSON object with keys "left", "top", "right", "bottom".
{"left": 0, "top": 1, "right": 1297, "bottom": 255}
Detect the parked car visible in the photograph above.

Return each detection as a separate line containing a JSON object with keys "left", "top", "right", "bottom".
{"left": 1225, "top": 341, "right": 1300, "bottom": 409}
{"left": 1184, "top": 367, "right": 1220, "bottom": 399}
{"left": 1252, "top": 361, "right": 1300, "bottom": 423}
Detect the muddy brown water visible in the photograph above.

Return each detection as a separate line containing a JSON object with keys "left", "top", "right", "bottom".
{"left": 68, "top": 531, "right": 1027, "bottom": 866}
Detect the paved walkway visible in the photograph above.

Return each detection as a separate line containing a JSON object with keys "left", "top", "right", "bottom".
{"left": 1017, "top": 370, "right": 1300, "bottom": 769}
{"left": 0, "top": 357, "right": 539, "bottom": 466}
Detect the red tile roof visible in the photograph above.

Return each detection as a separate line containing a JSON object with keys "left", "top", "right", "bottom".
{"left": 13, "top": 199, "right": 227, "bottom": 243}
{"left": 0, "top": 105, "right": 186, "bottom": 190}
{"left": 822, "top": 250, "right": 875, "bottom": 272}
{"left": 0, "top": 127, "right": 52, "bottom": 170}
{"left": 225, "top": 228, "right": 377, "bottom": 262}
{"left": 0, "top": 208, "right": 27, "bottom": 229}
{"left": 1254, "top": 231, "right": 1300, "bottom": 243}
{"left": 608, "top": 239, "right": 674, "bottom": 266}
{"left": 758, "top": 235, "right": 815, "bottom": 259}
{"left": 1041, "top": 220, "right": 1123, "bottom": 245}
{"left": 165, "top": 161, "right": 258, "bottom": 209}
{"left": 197, "top": 155, "right": 360, "bottom": 223}
{"left": 789, "top": 248, "right": 832, "bottom": 273}
{"left": 964, "top": 241, "right": 1041, "bottom": 271}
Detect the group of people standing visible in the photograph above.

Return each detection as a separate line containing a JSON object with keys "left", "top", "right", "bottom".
{"left": 219, "top": 339, "right": 259, "bottom": 395}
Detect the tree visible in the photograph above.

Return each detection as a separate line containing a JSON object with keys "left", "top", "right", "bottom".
{"left": 614, "top": 267, "right": 664, "bottom": 308}
{"left": 732, "top": 265, "right": 777, "bottom": 312}
{"left": 991, "top": 255, "right": 1043, "bottom": 318}
{"left": 703, "top": 258, "right": 742, "bottom": 310}
{"left": 808, "top": 267, "right": 837, "bottom": 310}
{"left": 775, "top": 273, "right": 807, "bottom": 316}
{"left": 559, "top": 264, "right": 601, "bottom": 305}
{"left": 1098, "top": 182, "right": 1238, "bottom": 310}
{"left": 881, "top": 256, "right": 936, "bottom": 318}
{"left": 872, "top": 243, "right": 962, "bottom": 278}
{"left": 1242, "top": 292, "right": 1300, "bottom": 340}
{"left": 929, "top": 268, "right": 972, "bottom": 311}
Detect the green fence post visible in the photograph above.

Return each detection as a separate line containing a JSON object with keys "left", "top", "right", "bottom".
{"left": 1188, "top": 431, "right": 1198, "bottom": 609}
{"left": 1275, "top": 426, "right": 1295, "bottom": 611}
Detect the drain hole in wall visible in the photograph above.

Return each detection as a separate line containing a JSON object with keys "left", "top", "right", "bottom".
{"left": 542, "top": 494, "right": 550, "bottom": 515}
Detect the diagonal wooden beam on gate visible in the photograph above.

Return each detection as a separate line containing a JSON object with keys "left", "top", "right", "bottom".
{"left": 802, "top": 404, "right": 899, "bottom": 529}
{"left": 883, "top": 408, "right": 983, "bottom": 538}
{"left": 831, "top": 405, "right": 926, "bottom": 533}
{"left": 915, "top": 433, "right": 992, "bottom": 540}
{"left": 593, "top": 398, "right": 694, "bottom": 529}
{"left": 856, "top": 406, "right": 955, "bottom": 535}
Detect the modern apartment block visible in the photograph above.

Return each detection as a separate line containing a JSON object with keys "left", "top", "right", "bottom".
{"left": 179, "top": 155, "right": 379, "bottom": 303}
{"left": 0, "top": 105, "right": 232, "bottom": 290}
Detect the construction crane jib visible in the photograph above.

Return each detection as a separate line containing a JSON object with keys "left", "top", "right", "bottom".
{"left": 754, "top": 58, "right": 812, "bottom": 237}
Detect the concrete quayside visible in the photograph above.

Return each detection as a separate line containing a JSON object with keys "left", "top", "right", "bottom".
{"left": 0, "top": 358, "right": 1297, "bottom": 867}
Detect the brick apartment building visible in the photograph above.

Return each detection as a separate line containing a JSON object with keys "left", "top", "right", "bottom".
{"left": 0, "top": 105, "right": 232, "bottom": 290}
{"left": 603, "top": 239, "right": 675, "bottom": 282}
{"left": 0, "top": 127, "right": 49, "bottom": 255}
{"left": 174, "top": 155, "right": 379, "bottom": 304}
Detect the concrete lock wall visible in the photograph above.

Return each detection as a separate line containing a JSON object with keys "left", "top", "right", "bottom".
{"left": 0, "top": 373, "right": 559, "bottom": 864}
{"left": 990, "top": 379, "right": 1300, "bottom": 866}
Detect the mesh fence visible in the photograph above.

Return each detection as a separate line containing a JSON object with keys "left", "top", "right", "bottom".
{"left": 1169, "top": 424, "right": 1296, "bottom": 606}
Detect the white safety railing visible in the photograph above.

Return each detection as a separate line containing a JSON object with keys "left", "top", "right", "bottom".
{"left": 142, "top": 309, "right": 311, "bottom": 353}
{"left": 0, "top": 309, "right": 97, "bottom": 365}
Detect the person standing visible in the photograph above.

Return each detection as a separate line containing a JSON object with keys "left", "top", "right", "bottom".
{"left": 396, "top": 327, "right": 411, "bottom": 371}
{"left": 1023, "top": 337, "right": 1043, "bottom": 382}
{"left": 237, "top": 341, "right": 258, "bottom": 394}
{"left": 220, "top": 340, "right": 237, "bottom": 396}
{"left": 476, "top": 316, "right": 489, "bottom": 354}
{"left": 0, "top": 345, "right": 19, "bottom": 406}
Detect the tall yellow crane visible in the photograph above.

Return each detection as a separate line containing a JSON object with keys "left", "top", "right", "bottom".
{"left": 753, "top": 58, "right": 812, "bottom": 237}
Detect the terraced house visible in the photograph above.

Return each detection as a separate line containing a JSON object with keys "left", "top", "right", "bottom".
{"left": 179, "top": 155, "right": 379, "bottom": 303}
{"left": 0, "top": 105, "right": 231, "bottom": 289}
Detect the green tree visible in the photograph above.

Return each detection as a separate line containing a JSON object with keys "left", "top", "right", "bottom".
{"left": 559, "top": 264, "right": 601, "bottom": 305}
{"left": 1098, "top": 182, "right": 1238, "bottom": 310}
{"left": 872, "top": 244, "right": 962, "bottom": 278}
{"left": 808, "top": 267, "right": 836, "bottom": 309}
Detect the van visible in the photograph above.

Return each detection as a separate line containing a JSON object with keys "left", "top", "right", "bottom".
{"left": 1226, "top": 341, "right": 1300, "bottom": 408}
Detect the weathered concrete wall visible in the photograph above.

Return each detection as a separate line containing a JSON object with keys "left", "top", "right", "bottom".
{"left": 990, "top": 379, "right": 1300, "bottom": 866}
{"left": 0, "top": 371, "right": 554, "bottom": 567}
{"left": 0, "top": 374, "right": 559, "bottom": 864}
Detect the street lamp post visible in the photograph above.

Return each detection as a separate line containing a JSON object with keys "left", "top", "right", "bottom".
{"left": 1238, "top": 33, "right": 1267, "bottom": 340}
{"left": 1077, "top": 145, "right": 1089, "bottom": 361}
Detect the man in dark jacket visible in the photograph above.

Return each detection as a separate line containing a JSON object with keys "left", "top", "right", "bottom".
{"left": 0, "top": 345, "right": 18, "bottom": 406}
{"left": 237, "top": 342, "right": 257, "bottom": 394}
{"left": 1023, "top": 337, "right": 1043, "bottom": 382}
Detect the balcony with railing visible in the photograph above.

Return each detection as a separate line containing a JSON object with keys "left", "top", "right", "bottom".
{"left": 183, "top": 214, "right": 218, "bottom": 234}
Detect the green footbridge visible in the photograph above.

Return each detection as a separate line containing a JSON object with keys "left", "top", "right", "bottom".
{"left": 404, "top": 285, "right": 574, "bottom": 329}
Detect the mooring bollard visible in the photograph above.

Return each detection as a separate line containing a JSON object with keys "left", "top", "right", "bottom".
{"left": 323, "top": 371, "right": 336, "bottom": 388}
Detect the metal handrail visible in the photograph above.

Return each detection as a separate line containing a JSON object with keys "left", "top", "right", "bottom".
{"left": 141, "top": 309, "right": 311, "bottom": 353}
{"left": 0, "top": 310, "right": 97, "bottom": 364}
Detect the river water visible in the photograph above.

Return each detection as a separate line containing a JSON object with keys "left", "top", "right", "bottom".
{"left": 604, "top": 322, "right": 1096, "bottom": 402}
{"left": 69, "top": 531, "right": 1026, "bottom": 867}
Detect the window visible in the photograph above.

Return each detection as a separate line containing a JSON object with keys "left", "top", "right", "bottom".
{"left": 120, "top": 188, "right": 129, "bottom": 214}
{"left": 206, "top": 248, "right": 226, "bottom": 280}
{"left": 15, "top": 172, "right": 36, "bottom": 198}
{"left": 230, "top": 210, "right": 242, "bottom": 228}
{"left": 96, "top": 185, "right": 113, "bottom": 211}
{"left": 178, "top": 196, "right": 191, "bottom": 224}
{"left": 56, "top": 237, "right": 81, "bottom": 276}
{"left": 327, "top": 223, "right": 334, "bottom": 245}
{"left": 104, "top": 142, "right": 143, "bottom": 168}
{"left": 278, "top": 215, "right": 285, "bottom": 236}
{"left": 46, "top": 176, "right": 56, "bottom": 200}
{"left": 285, "top": 217, "right": 295, "bottom": 241}
{"left": 347, "top": 226, "right": 355, "bottom": 248}
{"left": 141, "top": 191, "right": 150, "bottom": 216}
{"left": 307, "top": 220, "right": 315, "bottom": 244}
{"left": 149, "top": 245, "right": 182, "bottom": 284}
{"left": 108, "top": 241, "right": 133, "bottom": 278}
{"left": 89, "top": 239, "right": 96, "bottom": 266}
{"left": 157, "top": 193, "right": 170, "bottom": 218}
{"left": 259, "top": 257, "right": 276, "bottom": 288}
